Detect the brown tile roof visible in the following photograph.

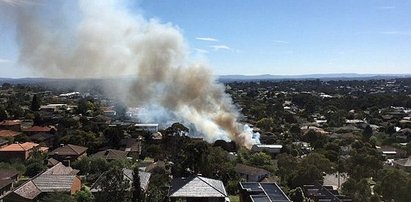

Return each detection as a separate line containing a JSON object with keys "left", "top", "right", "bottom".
{"left": 92, "top": 149, "right": 129, "bottom": 160}
{"left": 0, "top": 142, "right": 39, "bottom": 152}
{"left": 0, "top": 130, "right": 21, "bottom": 137}
{"left": 23, "top": 126, "right": 55, "bottom": 132}
{"left": 50, "top": 144, "right": 87, "bottom": 156}
{"left": 0, "top": 120, "right": 22, "bottom": 126}
{"left": 13, "top": 180, "right": 41, "bottom": 200}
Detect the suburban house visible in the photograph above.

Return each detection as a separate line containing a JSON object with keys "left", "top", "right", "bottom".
{"left": 92, "top": 149, "right": 129, "bottom": 161}
{"left": 22, "top": 126, "right": 57, "bottom": 136}
{"left": 29, "top": 133, "right": 55, "bottom": 147}
{"left": 39, "top": 104, "right": 68, "bottom": 113}
{"left": 234, "top": 164, "right": 270, "bottom": 182}
{"left": 238, "top": 182, "right": 291, "bottom": 202}
{"left": 0, "top": 169, "right": 19, "bottom": 199}
{"left": 49, "top": 144, "right": 87, "bottom": 165}
{"left": 3, "top": 162, "right": 81, "bottom": 202}
{"left": 251, "top": 144, "right": 283, "bottom": 155}
{"left": 0, "top": 130, "right": 21, "bottom": 138}
{"left": 0, "top": 120, "right": 22, "bottom": 132}
{"left": 91, "top": 168, "right": 151, "bottom": 197}
{"left": 168, "top": 176, "right": 228, "bottom": 202}
{"left": 0, "top": 142, "right": 48, "bottom": 161}
{"left": 393, "top": 156, "right": 411, "bottom": 172}
{"left": 134, "top": 123, "right": 159, "bottom": 133}
{"left": 303, "top": 183, "right": 352, "bottom": 202}
{"left": 121, "top": 138, "right": 142, "bottom": 159}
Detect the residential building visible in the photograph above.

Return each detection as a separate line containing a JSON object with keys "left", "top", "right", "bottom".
{"left": 49, "top": 144, "right": 87, "bottom": 165}
{"left": 0, "top": 142, "right": 48, "bottom": 161}
{"left": 234, "top": 164, "right": 270, "bottom": 182}
{"left": 0, "top": 130, "right": 21, "bottom": 138}
{"left": 239, "top": 182, "right": 291, "bottom": 202}
{"left": 92, "top": 149, "right": 129, "bottom": 161}
{"left": 251, "top": 144, "right": 282, "bottom": 155}
{"left": 3, "top": 163, "right": 81, "bottom": 202}
{"left": 0, "top": 169, "right": 19, "bottom": 198}
{"left": 0, "top": 120, "right": 22, "bottom": 132}
{"left": 22, "top": 126, "right": 56, "bottom": 136}
{"left": 393, "top": 156, "right": 411, "bottom": 172}
{"left": 168, "top": 176, "right": 228, "bottom": 202}
{"left": 303, "top": 183, "right": 352, "bottom": 202}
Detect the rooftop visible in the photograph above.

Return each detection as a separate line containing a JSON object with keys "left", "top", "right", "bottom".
{"left": 0, "top": 142, "right": 39, "bottom": 152}
{"left": 169, "top": 176, "right": 227, "bottom": 198}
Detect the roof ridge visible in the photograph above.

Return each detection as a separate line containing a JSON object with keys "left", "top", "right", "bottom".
{"left": 197, "top": 176, "right": 227, "bottom": 197}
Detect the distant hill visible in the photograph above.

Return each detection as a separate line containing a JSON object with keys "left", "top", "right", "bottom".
{"left": 1, "top": 73, "right": 411, "bottom": 85}
{"left": 218, "top": 73, "right": 411, "bottom": 81}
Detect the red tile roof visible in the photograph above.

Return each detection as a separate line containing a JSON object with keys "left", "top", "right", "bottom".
{"left": 0, "top": 120, "right": 22, "bottom": 126}
{"left": 23, "top": 126, "right": 55, "bottom": 132}
{"left": 0, "top": 130, "right": 20, "bottom": 137}
{"left": 0, "top": 142, "right": 39, "bottom": 152}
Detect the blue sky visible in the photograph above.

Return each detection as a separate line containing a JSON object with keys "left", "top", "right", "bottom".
{"left": 1, "top": 0, "right": 411, "bottom": 77}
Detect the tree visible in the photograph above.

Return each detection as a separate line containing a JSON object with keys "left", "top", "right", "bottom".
{"left": 132, "top": 166, "right": 143, "bottom": 202}
{"left": 374, "top": 168, "right": 411, "bottom": 202}
{"left": 74, "top": 187, "right": 95, "bottom": 202}
{"left": 289, "top": 187, "right": 306, "bottom": 202}
{"left": 40, "top": 192, "right": 73, "bottom": 202}
{"left": 362, "top": 125, "right": 373, "bottom": 141}
{"left": 31, "top": 94, "right": 41, "bottom": 111}
{"left": 104, "top": 126, "right": 124, "bottom": 149}
{"left": 0, "top": 106, "right": 7, "bottom": 121}
{"left": 96, "top": 167, "right": 130, "bottom": 202}
{"left": 341, "top": 178, "right": 372, "bottom": 202}
{"left": 25, "top": 161, "right": 45, "bottom": 177}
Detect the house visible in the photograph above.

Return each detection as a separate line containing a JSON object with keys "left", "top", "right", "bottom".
{"left": 22, "top": 126, "right": 56, "bottom": 136}
{"left": 39, "top": 104, "right": 68, "bottom": 113}
{"left": 234, "top": 164, "right": 270, "bottom": 182}
{"left": 393, "top": 156, "right": 411, "bottom": 172}
{"left": 0, "top": 130, "right": 21, "bottom": 138}
{"left": 0, "top": 169, "right": 19, "bottom": 198}
{"left": 0, "top": 120, "right": 22, "bottom": 132}
{"left": 49, "top": 144, "right": 87, "bottom": 165}
{"left": 92, "top": 149, "right": 129, "bottom": 161}
{"left": 303, "top": 183, "right": 352, "bottom": 202}
{"left": 0, "top": 142, "right": 48, "bottom": 161}
{"left": 239, "top": 182, "right": 291, "bottom": 202}
{"left": 3, "top": 162, "right": 81, "bottom": 202}
{"left": 91, "top": 168, "right": 151, "bottom": 197}
{"left": 29, "top": 133, "right": 55, "bottom": 147}
{"left": 168, "top": 176, "right": 228, "bottom": 202}
{"left": 134, "top": 123, "right": 159, "bottom": 133}
{"left": 122, "top": 138, "right": 142, "bottom": 159}
{"left": 251, "top": 144, "right": 282, "bottom": 155}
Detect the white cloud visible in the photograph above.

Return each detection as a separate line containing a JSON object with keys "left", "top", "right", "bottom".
{"left": 381, "top": 31, "right": 411, "bottom": 36}
{"left": 195, "top": 48, "right": 209, "bottom": 54}
{"left": 196, "top": 37, "right": 218, "bottom": 42}
{"left": 273, "top": 40, "right": 289, "bottom": 44}
{"left": 210, "top": 45, "right": 231, "bottom": 51}
{"left": 0, "top": 58, "right": 11, "bottom": 63}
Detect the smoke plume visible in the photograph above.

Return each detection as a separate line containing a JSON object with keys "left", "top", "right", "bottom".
{"left": 2, "top": 0, "right": 260, "bottom": 148}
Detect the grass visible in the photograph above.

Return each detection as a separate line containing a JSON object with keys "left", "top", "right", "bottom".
{"left": 229, "top": 195, "right": 240, "bottom": 202}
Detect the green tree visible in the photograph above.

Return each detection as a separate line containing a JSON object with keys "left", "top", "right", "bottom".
{"left": 40, "top": 192, "right": 73, "bottom": 202}
{"left": 25, "top": 161, "right": 46, "bottom": 177}
{"left": 103, "top": 126, "right": 124, "bottom": 149}
{"left": 74, "top": 187, "right": 95, "bottom": 202}
{"left": 31, "top": 94, "right": 41, "bottom": 111}
{"left": 132, "top": 166, "right": 143, "bottom": 202}
{"left": 0, "top": 106, "right": 7, "bottom": 121}
{"left": 341, "top": 178, "right": 372, "bottom": 202}
{"left": 96, "top": 167, "right": 130, "bottom": 202}
{"left": 374, "top": 168, "right": 411, "bottom": 202}
{"left": 289, "top": 187, "right": 306, "bottom": 202}
{"left": 362, "top": 125, "right": 373, "bottom": 141}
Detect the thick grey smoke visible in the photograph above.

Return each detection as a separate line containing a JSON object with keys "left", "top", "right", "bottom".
{"left": 3, "top": 0, "right": 260, "bottom": 148}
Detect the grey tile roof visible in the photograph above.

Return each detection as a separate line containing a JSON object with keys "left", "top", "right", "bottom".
{"left": 9, "top": 162, "right": 78, "bottom": 200}
{"left": 42, "top": 162, "right": 79, "bottom": 175}
{"left": 92, "top": 149, "right": 129, "bottom": 160}
{"left": 32, "top": 175, "right": 77, "bottom": 192}
{"left": 235, "top": 164, "right": 270, "bottom": 177}
{"left": 169, "top": 176, "right": 227, "bottom": 198}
